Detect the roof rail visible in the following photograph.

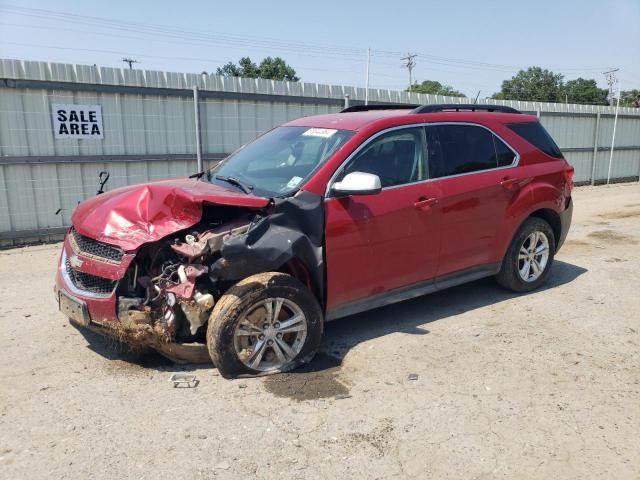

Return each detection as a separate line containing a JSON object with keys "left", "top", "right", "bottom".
{"left": 340, "top": 104, "right": 419, "bottom": 113}
{"left": 412, "top": 104, "right": 521, "bottom": 114}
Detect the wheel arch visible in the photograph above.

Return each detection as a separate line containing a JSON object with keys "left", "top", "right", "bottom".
{"left": 277, "top": 257, "right": 323, "bottom": 306}
{"left": 495, "top": 195, "right": 564, "bottom": 265}
{"left": 528, "top": 208, "right": 562, "bottom": 251}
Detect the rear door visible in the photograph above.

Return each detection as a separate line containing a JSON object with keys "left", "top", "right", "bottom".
{"left": 324, "top": 126, "right": 442, "bottom": 313}
{"left": 424, "top": 123, "right": 520, "bottom": 276}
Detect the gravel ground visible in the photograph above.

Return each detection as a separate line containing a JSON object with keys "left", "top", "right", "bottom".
{"left": 1, "top": 183, "right": 639, "bottom": 479}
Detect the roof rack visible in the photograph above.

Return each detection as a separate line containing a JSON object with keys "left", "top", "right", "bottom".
{"left": 340, "top": 104, "right": 419, "bottom": 113}
{"left": 412, "top": 104, "right": 521, "bottom": 114}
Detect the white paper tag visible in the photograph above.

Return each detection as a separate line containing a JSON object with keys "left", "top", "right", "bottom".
{"left": 302, "top": 128, "right": 337, "bottom": 138}
{"left": 286, "top": 176, "right": 303, "bottom": 189}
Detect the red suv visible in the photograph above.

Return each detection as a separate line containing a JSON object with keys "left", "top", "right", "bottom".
{"left": 55, "top": 104, "right": 573, "bottom": 378}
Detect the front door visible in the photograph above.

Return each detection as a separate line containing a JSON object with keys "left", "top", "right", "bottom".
{"left": 324, "top": 126, "right": 442, "bottom": 314}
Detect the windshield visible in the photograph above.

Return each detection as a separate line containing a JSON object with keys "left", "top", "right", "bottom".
{"left": 208, "top": 126, "right": 354, "bottom": 197}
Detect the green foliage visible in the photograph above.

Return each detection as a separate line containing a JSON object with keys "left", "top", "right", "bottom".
{"left": 216, "top": 62, "right": 241, "bottom": 77}
{"left": 258, "top": 57, "right": 299, "bottom": 81}
{"left": 408, "top": 80, "right": 465, "bottom": 97}
{"left": 563, "top": 78, "right": 608, "bottom": 105}
{"left": 216, "top": 56, "right": 299, "bottom": 81}
{"left": 493, "top": 67, "right": 564, "bottom": 102}
{"left": 620, "top": 89, "right": 640, "bottom": 107}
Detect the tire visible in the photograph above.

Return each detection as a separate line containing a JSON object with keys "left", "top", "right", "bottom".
{"left": 495, "top": 217, "right": 556, "bottom": 293}
{"left": 206, "top": 272, "right": 323, "bottom": 378}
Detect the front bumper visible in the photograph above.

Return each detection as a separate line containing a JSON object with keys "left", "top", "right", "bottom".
{"left": 55, "top": 232, "right": 211, "bottom": 363}
{"left": 55, "top": 233, "right": 130, "bottom": 326}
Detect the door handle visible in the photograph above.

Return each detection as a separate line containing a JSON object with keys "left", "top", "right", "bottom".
{"left": 500, "top": 177, "right": 519, "bottom": 190}
{"left": 414, "top": 197, "right": 439, "bottom": 210}
{"left": 500, "top": 177, "right": 532, "bottom": 191}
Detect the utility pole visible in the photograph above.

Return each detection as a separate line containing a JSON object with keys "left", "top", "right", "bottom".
{"left": 603, "top": 68, "right": 619, "bottom": 106}
{"left": 121, "top": 57, "right": 139, "bottom": 70}
{"left": 401, "top": 53, "right": 417, "bottom": 90}
{"left": 365, "top": 48, "right": 371, "bottom": 105}
{"left": 607, "top": 83, "right": 621, "bottom": 185}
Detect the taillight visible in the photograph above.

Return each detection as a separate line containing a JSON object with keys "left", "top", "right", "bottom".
{"left": 564, "top": 165, "right": 575, "bottom": 192}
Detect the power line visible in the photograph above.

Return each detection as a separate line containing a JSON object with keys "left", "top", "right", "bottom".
{"left": 0, "top": 5, "right": 366, "bottom": 58}
{"left": 0, "top": 5, "right": 609, "bottom": 76}
{"left": 0, "top": 4, "right": 623, "bottom": 95}
{"left": 1, "top": 43, "right": 402, "bottom": 79}
{"left": 0, "top": 23, "right": 374, "bottom": 66}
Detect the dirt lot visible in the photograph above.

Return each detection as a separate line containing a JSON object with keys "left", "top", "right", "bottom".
{"left": 1, "top": 183, "right": 639, "bottom": 479}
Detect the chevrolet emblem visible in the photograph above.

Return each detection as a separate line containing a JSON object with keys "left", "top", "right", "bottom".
{"left": 69, "top": 254, "right": 84, "bottom": 269}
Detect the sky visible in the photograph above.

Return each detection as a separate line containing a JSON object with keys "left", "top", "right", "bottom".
{"left": 0, "top": 0, "right": 638, "bottom": 97}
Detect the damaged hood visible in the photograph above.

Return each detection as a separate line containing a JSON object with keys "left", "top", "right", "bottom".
{"left": 71, "top": 178, "right": 270, "bottom": 251}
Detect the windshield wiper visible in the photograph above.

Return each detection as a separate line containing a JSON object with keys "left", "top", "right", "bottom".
{"left": 215, "top": 175, "right": 253, "bottom": 194}
{"left": 189, "top": 171, "right": 206, "bottom": 179}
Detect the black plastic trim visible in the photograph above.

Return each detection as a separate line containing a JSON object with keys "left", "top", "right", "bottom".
{"left": 326, "top": 263, "right": 501, "bottom": 321}
{"left": 412, "top": 104, "right": 521, "bottom": 114}
{"left": 556, "top": 198, "right": 573, "bottom": 252}
{"left": 340, "top": 104, "right": 419, "bottom": 113}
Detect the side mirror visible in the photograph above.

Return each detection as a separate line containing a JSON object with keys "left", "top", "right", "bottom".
{"left": 331, "top": 171, "right": 382, "bottom": 197}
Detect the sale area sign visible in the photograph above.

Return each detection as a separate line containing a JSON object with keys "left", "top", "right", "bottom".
{"left": 52, "top": 104, "right": 104, "bottom": 139}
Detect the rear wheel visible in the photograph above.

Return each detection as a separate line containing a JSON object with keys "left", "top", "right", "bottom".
{"left": 207, "top": 272, "right": 323, "bottom": 378}
{"left": 496, "top": 217, "right": 555, "bottom": 292}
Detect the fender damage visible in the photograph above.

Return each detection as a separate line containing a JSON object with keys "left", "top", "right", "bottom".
{"left": 60, "top": 178, "right": 325, "bottom": 363}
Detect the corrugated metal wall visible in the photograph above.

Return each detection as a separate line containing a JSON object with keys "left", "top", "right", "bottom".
{"left": 1, "top": 59, "right": 639, "bottom": 245}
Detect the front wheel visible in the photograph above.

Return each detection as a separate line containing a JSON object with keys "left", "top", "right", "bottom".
{"left": 207, "top": 272, "right": 323, "bottom": 378}
{"left": 495, "top": 217, "right": 555, "bottom": 293}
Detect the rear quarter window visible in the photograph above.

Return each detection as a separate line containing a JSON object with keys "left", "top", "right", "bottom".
{"left": 506, "top": 122, "right": 563, "bottom": 159}
{"left": 425, "top": 124, "right": 517, "bottom": 178}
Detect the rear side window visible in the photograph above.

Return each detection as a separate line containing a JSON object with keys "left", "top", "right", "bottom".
{"left": 493, "top": 136, "right": 516, "bottom": 167}
{"left": 425, "top": 124, "right": 516, "bottom": 178}
{"left": 506, "top": 122, "right": 563, "bottom": 159}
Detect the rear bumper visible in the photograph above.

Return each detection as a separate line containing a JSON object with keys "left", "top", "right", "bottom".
{"left": 556, "top": 197, "right": 573, "bottom": 251}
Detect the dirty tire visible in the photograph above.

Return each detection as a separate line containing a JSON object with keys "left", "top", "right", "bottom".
{"left": 495, "top": 217, "right": 556, "bottom": 293}
{"left": 207, "top": 272, "right": 323, "bottom": 379}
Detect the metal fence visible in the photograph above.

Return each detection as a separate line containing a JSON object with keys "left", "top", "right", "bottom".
{"left": 1, "top": 59, "right": 639, "bottom": 246}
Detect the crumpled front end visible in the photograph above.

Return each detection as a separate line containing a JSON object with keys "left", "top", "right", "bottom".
{"left": 55, "top": 210, "right": 255, "bottom": 361}
{"left": 56, "top": 183, "right": 325, "bottom": 363}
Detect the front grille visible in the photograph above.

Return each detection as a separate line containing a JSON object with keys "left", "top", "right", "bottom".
{"left": 70, "top": 228, "right": 124, "bottom": 263}
{"left": 65, "top": 257, "right": 117, "bottom": 295}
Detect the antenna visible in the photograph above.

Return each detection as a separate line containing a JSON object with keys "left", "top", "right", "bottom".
{"left": 121, "top": 57, "right": 140, "bottom": 70}
{"left": 401, "top": 53, "right": 417, "bottom": 89}
{"left": 602, "top": 68, "right": 619, "bottom": 106}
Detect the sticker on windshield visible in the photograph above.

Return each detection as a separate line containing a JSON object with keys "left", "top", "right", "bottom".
{"left": 287, "top": 176, "right": 303, "bottom": 189}
{"left": 302, "top": 128, "right": 337, "bottom": 138}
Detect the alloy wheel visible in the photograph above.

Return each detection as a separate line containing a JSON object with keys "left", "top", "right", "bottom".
{"left": 233, "top": 297, "right": 308, "bottom": 372}
{"left": 517, "top": 231, "right": 550, "bottom": 282}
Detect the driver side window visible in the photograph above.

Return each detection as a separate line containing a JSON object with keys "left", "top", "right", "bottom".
{"left": 342, "top": 127, "right": 425, "bottom": 188}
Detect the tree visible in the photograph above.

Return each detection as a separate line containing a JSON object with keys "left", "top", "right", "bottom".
{"left": 620, "top": 89, "right": 640, "bottom": 108}
{"left": 216, "top": 57, "right": 259, "bottom": 78}
{"left": 408, "top": 80, "right": 465, "bottom": 97}
{"left": 216, "top": 62, "right": 241, "bottom": 77}
{"left": 563, "top": 78, "right": 608, "bottom": 105}
{"left": 493, "top": 67, "right": 564, "bottom": 102}
{"left": 215, "top": 56, "right": 299, "bottom": 81}
{"left": 258, "top": 57, "right": 299, "bottom": 81}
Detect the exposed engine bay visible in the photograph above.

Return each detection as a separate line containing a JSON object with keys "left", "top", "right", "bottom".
{"left": 110, "top": 190, "right": 325, "bottom": 355}
{"left": 114, "top": 206, "right": 254, "bottom": 346}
